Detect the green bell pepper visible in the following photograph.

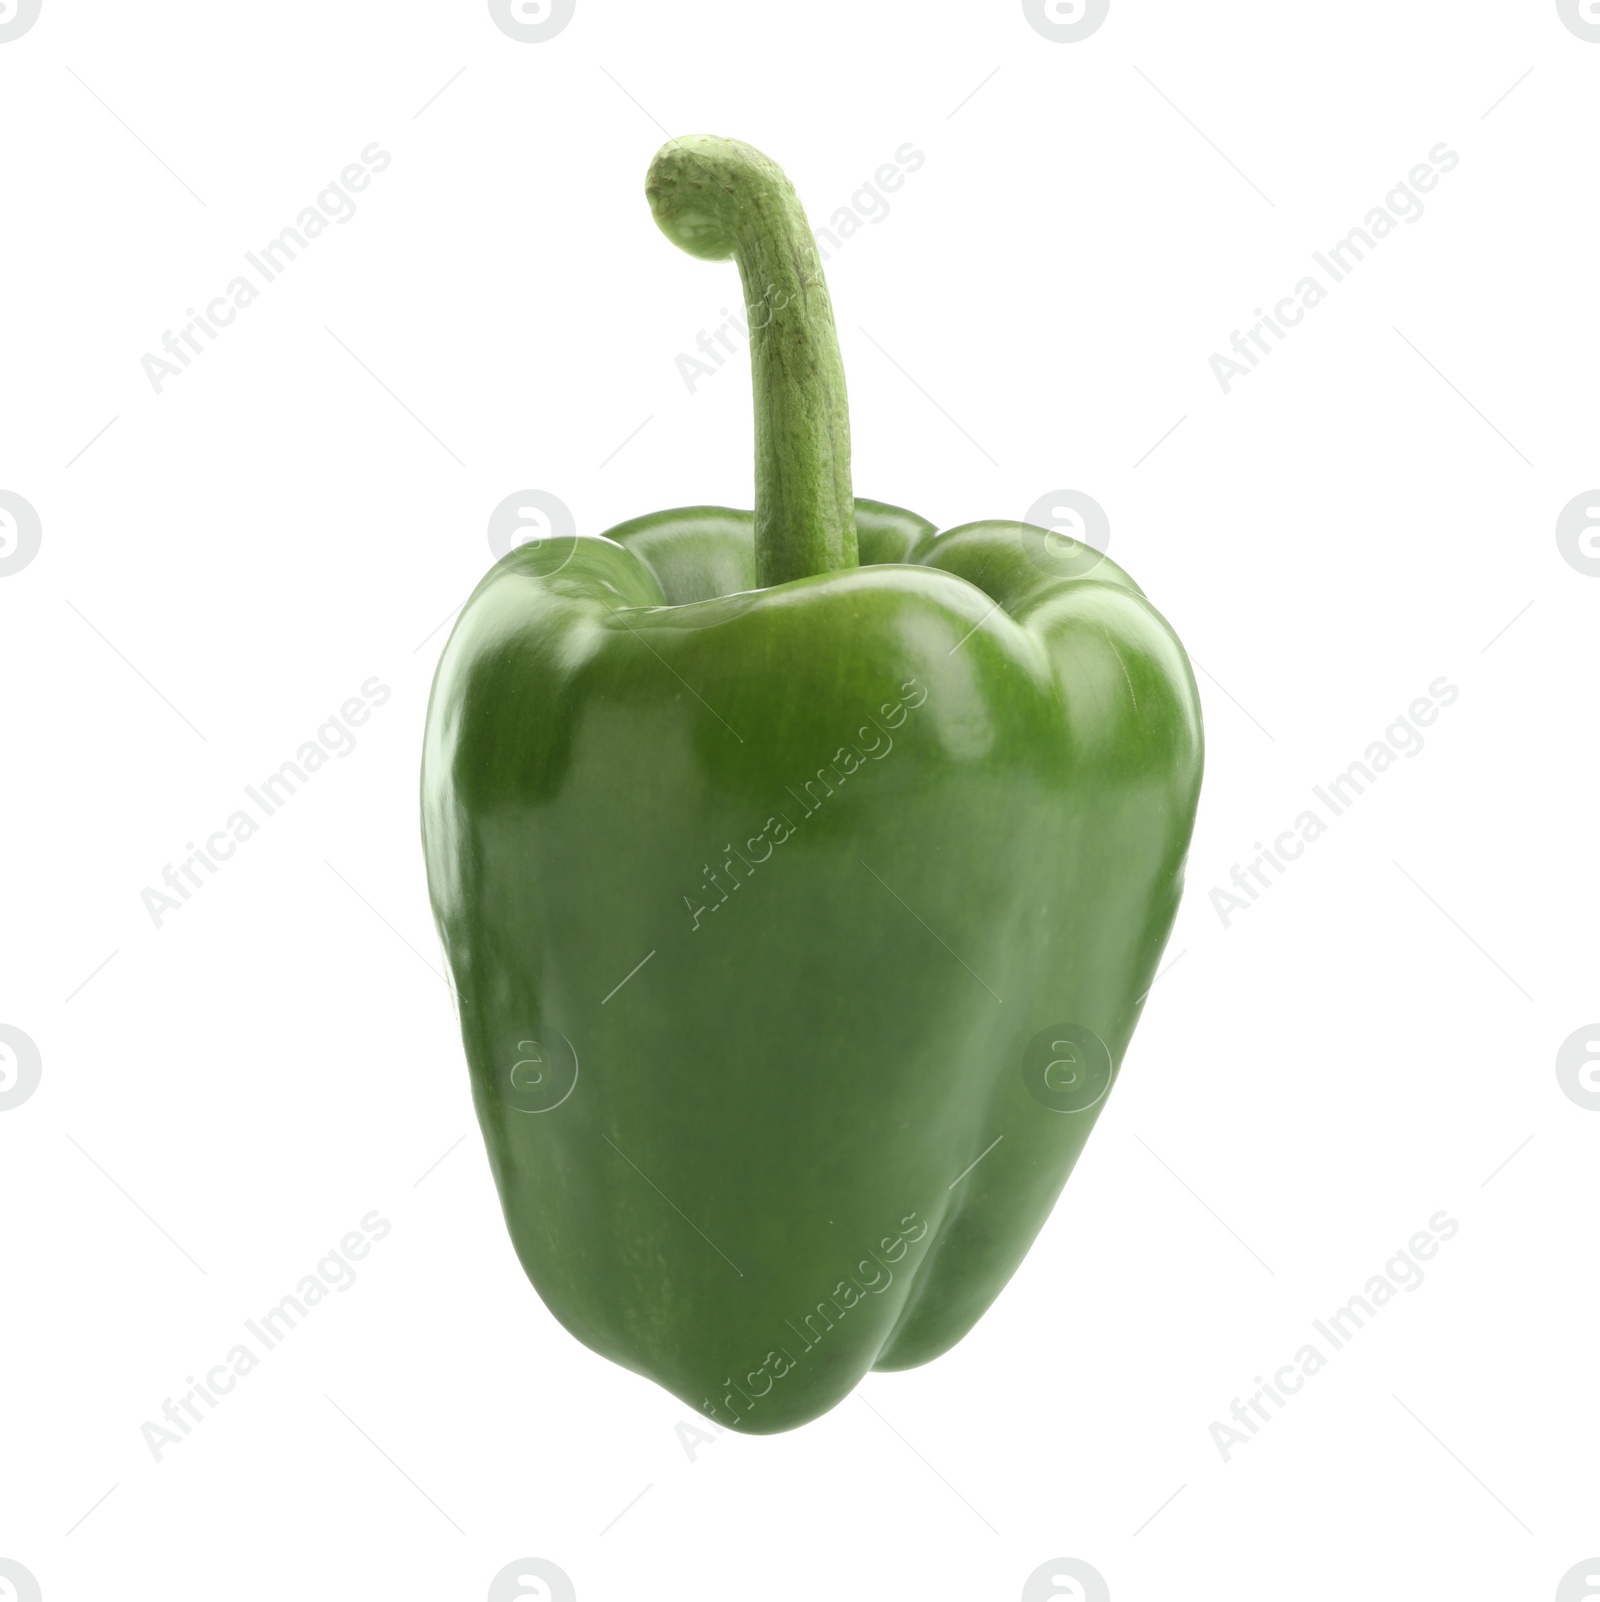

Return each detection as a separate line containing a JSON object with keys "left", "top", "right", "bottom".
{"left": 422, "top": 135, "right": 1203, "bottom": 1433}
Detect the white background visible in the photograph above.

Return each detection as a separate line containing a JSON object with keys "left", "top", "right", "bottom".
{"left": 2, "top": 2, "right": 1597, "bottom": 1599}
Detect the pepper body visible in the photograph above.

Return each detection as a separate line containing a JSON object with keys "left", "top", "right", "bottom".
{"left": 422, "top": 137, "right": 1202, "bottom": 1432}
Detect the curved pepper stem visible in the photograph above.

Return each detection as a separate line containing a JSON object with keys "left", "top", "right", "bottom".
{"left": 647, "top": 136, "right": 858, "bottom": 587}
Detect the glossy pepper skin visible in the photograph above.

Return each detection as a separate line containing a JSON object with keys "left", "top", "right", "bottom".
{"left": 422, "top": 137, "right": 1202, "bottom": 1433}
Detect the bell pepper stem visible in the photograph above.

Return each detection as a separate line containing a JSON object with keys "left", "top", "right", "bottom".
{"left": 647, "top": 136, "right": 858, "bottom": 587}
